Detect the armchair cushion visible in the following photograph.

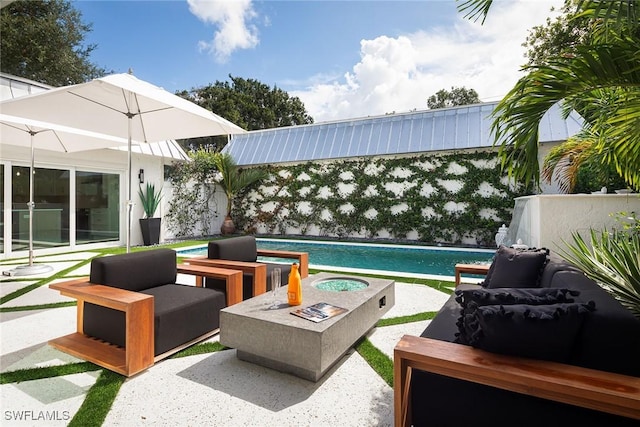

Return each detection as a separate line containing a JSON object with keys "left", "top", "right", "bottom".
{"left": 84, "top": 284, "right": 224, "bottom": 356}
{"left": 208, "top": 236, "right": 257, "bottom": 262}
{"left": 483, "top": 246, "right": 549, "bottom": 289}
{"left": 456, "top": 302, "right": 595, "bottom": 362}
{"left": 89, "top": 249, "right": 177, "bottom": 292}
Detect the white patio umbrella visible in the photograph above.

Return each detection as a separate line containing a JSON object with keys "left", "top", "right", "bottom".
{"left": 0, "top": 72, "right": 246, "bottom": 252}
{"left": 0, "top": 114, "right": 127, "bottom": 276}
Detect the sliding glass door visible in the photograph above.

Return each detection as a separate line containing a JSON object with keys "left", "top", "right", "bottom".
{"left": 11, "top": 166, "right": 70, "bottom": 251}
{"left": 76, "top": 171, "right": 120, "bottom": 244}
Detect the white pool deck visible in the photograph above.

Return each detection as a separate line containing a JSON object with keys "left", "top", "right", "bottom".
{"left": 0, "top": 250, "right": 453, "bottom": 426}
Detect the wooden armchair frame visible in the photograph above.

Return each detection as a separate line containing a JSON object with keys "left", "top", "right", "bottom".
{"left": 394, "top": 335, "right": 640, "bottom": 427}
{"left": 49, "top": 264, "right": 243, "bottom": 376}
{"left": 184, "top": 249, "right": 309, "bottom": 300}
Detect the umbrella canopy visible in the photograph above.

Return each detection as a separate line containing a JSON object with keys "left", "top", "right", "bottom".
{"left": 0, "top": 114, "right": 128, "bottom": 276}
{"left": 1, "top": 114, "right": 127, "bottom": 152}
{"left": 0, "top": 73, "right": 246, "bottom": 142}
{"left": 0, "top": 72, "right": 246, "bottom": 251}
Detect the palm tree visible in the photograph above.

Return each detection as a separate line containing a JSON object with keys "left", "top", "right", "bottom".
{"left": 213, "top": 152, "right": 268, "bottom": 234}
{"left": 458, "top": 0, "right": 640, "bottom": 191}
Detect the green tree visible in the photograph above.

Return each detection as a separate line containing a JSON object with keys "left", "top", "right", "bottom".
{"left": 458, "top": 0, "right": 640, "bottom": 191}
{"left": 0, "top": 0, "right": 108, "bottom": 86}
{"left": 177, "top": 75, "right": 314, "bottom": 151}
{"left": 427, "top": 86, "right": 480, "bottom": 109}
{"left": 522, "top": 0, "right": 591, "bottom": 67}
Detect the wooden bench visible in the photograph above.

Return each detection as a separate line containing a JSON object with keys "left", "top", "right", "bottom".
{"left": 454, "top": 263, "right": 490, "bottom": 286}
{"left": 394, "top": 335, "right": 640, "bottom": 427}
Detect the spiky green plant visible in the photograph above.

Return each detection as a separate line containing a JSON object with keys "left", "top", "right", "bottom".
{"left": 213, "top": 153, "right": 268, "bottom": 218}
{"left": 559, "top": 228, "right": 640, "bottom": 318}
{"left": 138, "top": 182, "right": 163, "bottom": 218}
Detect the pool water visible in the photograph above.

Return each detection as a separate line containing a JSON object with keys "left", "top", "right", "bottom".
{"left": 179, "top": 239, "right": 494, "bottom": 278}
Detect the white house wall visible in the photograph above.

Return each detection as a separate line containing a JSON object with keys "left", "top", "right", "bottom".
{"left": 1, "top": 143, "right": 170, "bottom": 257}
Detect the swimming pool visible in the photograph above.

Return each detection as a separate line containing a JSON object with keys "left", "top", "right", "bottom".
{"left": 178, "top": 238, "right": 494, "bottom": 280}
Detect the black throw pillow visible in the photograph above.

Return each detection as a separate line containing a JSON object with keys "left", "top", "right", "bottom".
{"left": 483, "top": 246, "right": 549, "bottom": 289}
{"left": 455, "top": 287, "right": 579, "bottom": 309}
{"left": 458, "top": 302, "right": 595, "bottom": 363}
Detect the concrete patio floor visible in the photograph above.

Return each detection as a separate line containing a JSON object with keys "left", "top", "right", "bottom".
{"left": 0, "top": 251, "right": 451, "bottom": 426}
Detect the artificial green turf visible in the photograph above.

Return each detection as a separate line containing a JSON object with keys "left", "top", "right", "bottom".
{"left": 171, "top": 341, "right": 227, "bottom": 358}
{"left": 355, "top": 338, "right": 394, "bottom": 387}
{"left": 68, "top": 370, "right": 126, "bottom": 427}
{"left": 0, "top": 362, "right": 100, "bottom": 384}
{"left": 376, "top": 311, "right": 438, "bottom": 327}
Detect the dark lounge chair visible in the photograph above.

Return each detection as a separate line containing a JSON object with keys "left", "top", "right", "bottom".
{"left": 49, "top": 249, "right": 226, "bottom": 376}
{"left": 184, "top": 235, "right": 309, "bottom": 301}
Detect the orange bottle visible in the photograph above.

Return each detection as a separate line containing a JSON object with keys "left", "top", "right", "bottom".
{"left": 287, "top": 263, "right": 302, "bottom": 306}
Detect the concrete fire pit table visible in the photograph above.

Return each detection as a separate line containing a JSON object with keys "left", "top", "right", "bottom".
{"left": 219, "top": 272, "right": 395, "bottom": 381}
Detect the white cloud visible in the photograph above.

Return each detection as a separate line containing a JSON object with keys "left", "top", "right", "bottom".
{"left": 187, "top": 0, "right": 259, "bottom": 63}
{"left": 291, "top": 0, "right": 564, "bottom": 122}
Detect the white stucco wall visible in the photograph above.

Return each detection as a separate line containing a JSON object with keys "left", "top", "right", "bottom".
{"left": 1, "top": 143, "right": 172, "bottom": 257}
{"left": 508, "top": 194, "right": 640, "bottom": 252}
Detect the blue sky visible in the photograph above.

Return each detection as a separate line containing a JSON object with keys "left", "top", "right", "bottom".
{"left": 74, "top": 0, "right": 563, "bottom": 123}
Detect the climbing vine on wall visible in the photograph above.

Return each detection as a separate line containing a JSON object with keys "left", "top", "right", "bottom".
{"left": 234, "top": 150, "right": 531, "bottom": 247}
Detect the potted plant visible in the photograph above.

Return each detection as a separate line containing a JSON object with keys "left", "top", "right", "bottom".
{"left": 138, "top": 182, "right": 163, "bottom": 245}
{"left": 213, "top": 153, "right": 267, "bottom": 234}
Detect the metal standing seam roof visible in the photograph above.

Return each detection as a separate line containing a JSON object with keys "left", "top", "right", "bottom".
{"left": 224, "top": 101, "right": 584, "bottom": 166}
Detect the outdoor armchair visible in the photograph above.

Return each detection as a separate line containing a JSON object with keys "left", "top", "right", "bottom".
{"left": 184, "top": 235, "right": 309, "bottom": 302}
{"left": 49, "top": 249, "right": 227, "bottom": 376}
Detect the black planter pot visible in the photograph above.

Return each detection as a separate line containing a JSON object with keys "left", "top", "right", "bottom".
{"left": 139, "top": 217, "right": 161, "bottom": 246}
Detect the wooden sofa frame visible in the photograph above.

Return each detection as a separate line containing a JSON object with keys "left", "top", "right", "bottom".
{"left": 49, "top": 263, "right": 243, "bottom": 377}
{"left": 393, "top": 263, "right": 640, "bottom": 426}
{"left": 394, "top": 335, "right": 640, "bottom": 427}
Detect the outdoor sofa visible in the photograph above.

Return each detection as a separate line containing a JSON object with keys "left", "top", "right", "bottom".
{"left": 394, "top": 246, "right": 640, "bottom": 426}
{"left": 183, "top": 235, "right": 309, "bottom": 301}
{"left": 49, "top": 249, "right": 227, "bottom": 376}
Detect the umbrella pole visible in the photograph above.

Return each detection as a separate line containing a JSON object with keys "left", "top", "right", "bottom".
{"left": 126, "top": 115, "right": 133, "bottom": 253}
{"left": 28, "top": 135, "right": 34, "bottom": 266}
{"left": 3, "top": 132, "right": 53, "bottom": 276}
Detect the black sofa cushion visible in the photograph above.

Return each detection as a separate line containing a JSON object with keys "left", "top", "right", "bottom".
{"left": 410, "top": 370, "right": 638, "bottom": 427}
{"left": 457, "top": 302, "right": 594, "bottom": 362}
{"left": 551, "top": 270, "right": 640, "bottom": 376}
{"left": 83, "top": 285, "right": 225, "bottom": 356}
{"left": 89, "top": 249, "right": 177, "bottom": 292}
{"left": 483, "top": 246, "right": 549, "bottom": 289}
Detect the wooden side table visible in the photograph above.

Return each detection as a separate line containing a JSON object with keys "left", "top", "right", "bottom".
{"left": 454, "top": 263, "right": 490, "bottom": 286}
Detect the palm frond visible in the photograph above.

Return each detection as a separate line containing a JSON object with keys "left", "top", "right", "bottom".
{"left": 575, "top": 0, "right": 639, "bottom": 39}
{"left": 456, "top": 0, "right": 492, "bottom": 24}
{"left": 541, "top": 137, "right": 597, "bottom": 192}
{"left": 491, "top": 40, "right": 640, "bottom": 188}
{"left": 213, "top": 153, "right": 267, "bottom": 216}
